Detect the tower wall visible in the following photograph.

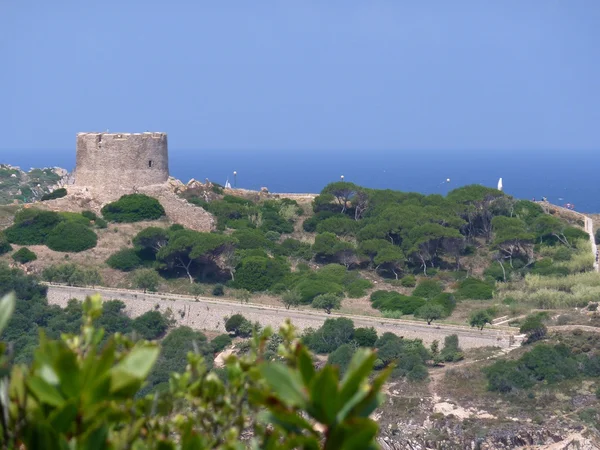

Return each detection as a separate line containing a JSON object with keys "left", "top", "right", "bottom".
{"left": 74, "top": 132, "right": 169, "bottom": 189}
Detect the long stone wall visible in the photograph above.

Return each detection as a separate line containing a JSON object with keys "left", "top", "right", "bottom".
{"left": 46, "top": 285, "right": 518, "bottom": 349}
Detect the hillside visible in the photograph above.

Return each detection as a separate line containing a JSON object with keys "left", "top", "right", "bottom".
{"left": 0, "top": 164, "right": 71, "bottom": 204}
{"left": 0, "top": 174, "right": 599, "bottom": 447}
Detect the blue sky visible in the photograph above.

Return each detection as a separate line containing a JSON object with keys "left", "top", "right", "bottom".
{"left": 1, "top": 1, "right": 599, "bottom": 152}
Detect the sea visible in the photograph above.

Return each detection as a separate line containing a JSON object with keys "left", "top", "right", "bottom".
{"left": 5, "top": 149, "right": 599, "bottom": 213}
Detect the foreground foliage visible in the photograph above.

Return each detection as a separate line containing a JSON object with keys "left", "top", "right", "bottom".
{"left": 0, "top": 293, "right": 389, "bottom": 449}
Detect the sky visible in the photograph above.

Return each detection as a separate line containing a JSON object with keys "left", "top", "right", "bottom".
{"left": 1, "top": 1, "right": 600, "bottom": 152}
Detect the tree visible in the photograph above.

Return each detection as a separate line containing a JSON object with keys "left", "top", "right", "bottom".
{"left": 133, "top": 227, "right": 170, "bottom": 253}
{"left": 373, "top": 245, "right": 404, "bottom": 279}
{"left": 234, "top": 256, "right": 289, "bottom": 292}
{"left": 312, "top": 293, "right": 342, "bottom": 314}
{"left": 519, "top": 314, "right": 547, "bottom": 344}
{"left": 327, "top": 344, "right": 356, "bottom": 375}
{"left": 322, "top": 181, "right": 360, "bottom": 213}
{"left": 415, "top": 303, "right": 445, "bottom": 325}
{"left": 532, "top": 215, "right": 575, "bottom": 247}
{"left": 469, "top": 310, "right": 493, "bottom": 330}
{"left": 312, "top": 232, "right": 340, "bottom": 260}
{"left": 304, "top": 317, "right": 355, "bottom": 353}
{"left": 352, "top": 189, "right": 369, "bottom": 220}
{"left": 132, "top": 268, "right": 161, "bottom": 293}
{"left": 448, "top": 184, "right": 505, "bottom": 242}
{"left": 0, "top": 233, "right": 12, "bottom": 255}
{"left": 280, "top": 290, "right": 302, "bottom": 309}
{"left": 491, "top": 216, "right": 534, "bottom": 267}
{"left": 225, "top": 313, "right": 253, "bottom": 337}
{"left": 235, "top": 289, "right": 251, "bottom": 304}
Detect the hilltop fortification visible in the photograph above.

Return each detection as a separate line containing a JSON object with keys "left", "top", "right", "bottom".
{"left": 75, "top": 132, "right": 169, "bottom": 189}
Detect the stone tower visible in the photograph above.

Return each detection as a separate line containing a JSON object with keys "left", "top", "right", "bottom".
{"left": 74, "top": 132, "right": 169, "bottom": 190}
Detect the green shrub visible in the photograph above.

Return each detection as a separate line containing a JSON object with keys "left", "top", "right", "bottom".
{"left": 132, "top": 310, "right": 169, "bottom": 340}
{"left": 12, "top": 247, "right": 37, "bottom": 264}
{"left": 106, "top": 248, "right": 142, "bottom": 271}
{"left": 437, "top": 334, "right": 464, "bottom": 363}
{"left": 316, "top": 216, "right": 357, "bottom": 236}
{"left": 225, "top": 314, "right": 253, "bottom": 337}
{"left": 211, "top": 334, "right": 233, "bottom": 353}
{"left": 400, "top": 275, "right": 417, "bottom": 287}
{"left": 519, "top": 314, "right": 548, "bottom": 344}
{"left": 101, "top": 194, "right": 165, "bottom": 223}
{"left": 327, "top": 344, "right": 356, "bottom": 375}
{"left": 275, "top": 238, "right": 313, "bottom": 260}
{"left": 95, "top": 217, "right": 108, "bottom": 229}
{"left": 42, "top": 263, "right": 102, "bottom": 286}
{"left": 455, "top": 278, "right": 494, "bottom": 300}
{"left": 346, "top": 278, "right": 373, "bottom": 298}
{"left": 231, "top": 229, "right": 270, "bottom": 250}
{"left": 81, "top": 210, "right": 98, "bottom": 221}
{"left": 303, "top": 317, "right": 355, "bottom": 354}
{"left": 234, "top": 256, "right": 289, "bottom": 292}
{"left": 40, "top": 188, "right": 67, "bottom": 201}
{"left": 431, "top": 293, "right": 457, "bottom": 315}
{"left": 374, "top": 332, "right": 429, "bottom": 381}
{"left": 4, "top": 209, "right": 62, "bottom": 245}
{"left": 46, "top": 222, "right": 98, "bottom": 252}
{"left": 370, "top": 290, "right": 425, "bottom": 314}
{"left": 354, "top": 327, "right": 378, "bottom": 347}
{"left": 265, "top": 231, "right": 281, "bottom": 242}
{"left": 132, "top": 268, "right": 161, "bottom": 292}
{"left": 0, "top": 233, "right": 12, "bottom": 255}
{"left": 212, "top": 284, "right": 225, "bottom": 296}
{"left": 553, "top": 246, "right": 573, "bottom": 261}
{"left": 412, "top": 280, "right": 443, "bottom": 299}
{"left": 296, "top": 279, "right": 344, "bottom": 304}
{"left": 483, "top": 344, "right": 580, "bottom": 392}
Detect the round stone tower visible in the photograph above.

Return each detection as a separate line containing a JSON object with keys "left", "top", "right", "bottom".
{"left": 74, "top": 132, "right": 169, "bottom": 190}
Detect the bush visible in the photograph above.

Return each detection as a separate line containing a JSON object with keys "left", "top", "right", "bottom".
{"left": 483, "top": 344, "right": 580, "bottom": 392}
{"left": 327, "top": 344, "right": 356, "bottom": 375}
{"left": 4, "top": 209, "right": 62, "bottom": 245}
{"left": 46, "top": 222, "right": 98, "bottom": 252}
{"left": 106, "top": 248, "right": 142, "bottom": 271}
{"left": 296, "top": 279, "right": 344, "bottom": 304}
{"left": 275, "top": 238, "right": 313, "bottom": 260}
{"left": 225, "top": 314, "right": 253, "bottom": 337}
{"left": 519, "top": 314, "right": 548, "bottom": 344}
{"left": 265, "top": 231, "right": 281, "bottom": 242}
{"left": 231, "top": 229, "right": 270, "bottom": 250}
{"left": 0, "top": 234, "right": 13, "bottom": 255}
{"left": 303, "top": 318, "right": 355, "bottom": 353}
{"left": 211, "top": 334, "right": 233, "bottom": 353}
{"left": 374, "top": 332, "right": 429, "bottom": 380}
{"left": 101, "top": 194, "right": 165, "bottom": 223}
{"left": 234, "top": 256, "right": 289, "bottom": 292}
{"left": 132, "top": 310, "right": 169, "bottom": 340}
{"left": 40, "top": 188, "right": 67, "bottom": 201}
{"left": 81, "top": 210, "right": 98, "bottom": 221}
{"left": 12, "top": 247, "right": 37, "bottom": 264}
{"left": 455, "top": 278, "right": 494, "bottom": 300}
{"left": 212, "top": 284, "right": 225, "bottom": 296}
{"left": 412, "top": 280, "right": 443, "bottom": 299}
{"left": 354, "top": 327, "right": 378, "bottom": 347}
{"left": 438, "top": 334, "right": 464, "bottom": 363}
{"left": 431, "top": 293, "right": 457, "bottom": 316}
{"left": 42, "top": 263, "right": 102, "bottom": 286}
{"left": 400, "top": 275, "right": 417, "bottom": 287}
{"left": 346, "top": 279, "right": 373, "bottom": 298}
{"left": 369, "top": 290, "right": 425, "bottom": 314}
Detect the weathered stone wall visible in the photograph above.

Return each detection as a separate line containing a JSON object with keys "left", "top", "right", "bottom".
{"left": 74, "top": 132, "right": 169, "bottom": 189}
{"left": 46, "top": 285, "right": 517, "bottom": 349}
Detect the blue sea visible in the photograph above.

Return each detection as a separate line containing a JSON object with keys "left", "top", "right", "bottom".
{"left": 5, "top": 149, "right": 599, "bottom": 212}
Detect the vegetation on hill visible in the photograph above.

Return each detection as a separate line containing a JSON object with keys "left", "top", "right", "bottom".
{"left": 0, "top": 165, "right": 64, "bottom": 203}
{"left": 101, "top": 193, "right": 166, "bottom": 222}
{"left": 40, "top": 187, "right": 67, "bottom": 201}
{"left": 3, "top": 209, "right": 100, "bottom": 252}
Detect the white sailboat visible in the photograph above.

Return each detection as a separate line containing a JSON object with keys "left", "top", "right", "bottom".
{"left": 497, "top": 178, "right": 503, "bottom": 191}
{"left": 224, "top": 178, "right": 232, "bottom": 189}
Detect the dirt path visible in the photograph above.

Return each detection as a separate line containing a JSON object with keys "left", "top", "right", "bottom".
{"left": 45, "top": 283, "right": 519, "bottom": 349}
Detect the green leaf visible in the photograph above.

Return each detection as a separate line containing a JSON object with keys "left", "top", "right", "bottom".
{"left": 309, "top": 365, "right": 338, "bottom": 424}
{"left": 110, "top": 345, "right": 159, "bottom": 393}
{"left": 339, "top": 349, "right": 376, "bottom": 401}
{"left": 81, "top": 425, "right": 109, "bottom": 450}
{"left": 0, "top": 293, "right": 15, "bottom": 335}
{"left": 337, "top": 419, "right": 379, "bottom": 450}
{"left": 260, "top": 362, "right": 307, "bottom": 408}
{"left": 48, "top": 401, "right": 78, "bottom": 433}
{"left": 297, "top": 346, "right": 316, "bottom": 386}
{"left": 27, "top": 375, "right": 65, "bottom": 407}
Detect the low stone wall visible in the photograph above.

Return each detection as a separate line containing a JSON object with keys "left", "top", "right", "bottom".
{"left": 46, "top": 285, "right": 517, "bottom": 349}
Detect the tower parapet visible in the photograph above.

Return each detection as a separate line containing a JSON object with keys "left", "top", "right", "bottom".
{"left": 74, "top": 132, "right": 169, "bottom": 189}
